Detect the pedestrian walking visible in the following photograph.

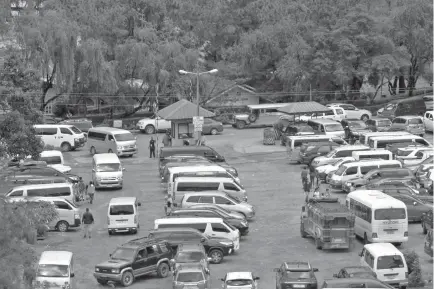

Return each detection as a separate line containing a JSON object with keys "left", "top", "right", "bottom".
{"left": 309, "top": 165, "right": 316, "bottom": 187}
{"left": 82, "top": 208, "right": 94, "bottom": 239}
{"left": 87, "top": 181, "right": 95, "bottom": 204}
{"left": 164, "top": 195, "right": 173, "bottom": 216}
{"left": 162, "top": 130, "right": 171, "bottom": 147}
{"left": 149, "top": 137, "right": 156, "bottom": 158}
{"left": 301, "top": 166, "right": 309, "bottom": 187}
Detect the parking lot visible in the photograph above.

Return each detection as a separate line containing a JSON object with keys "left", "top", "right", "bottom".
{"left": 34, "top": 127, "right": 433, "bottom": 288}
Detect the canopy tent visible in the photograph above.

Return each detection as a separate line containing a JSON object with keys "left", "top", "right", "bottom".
{"left": 277, "top": 101, "right": 331, "bottom": 115}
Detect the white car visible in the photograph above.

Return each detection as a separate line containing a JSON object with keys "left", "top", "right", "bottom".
{"left": 221, "top": 272, "right": 259, "bottom": 289}
{"left": 396, "top": 146, "right": 433, "bottom": 160}
{"left": 315, "top": 157, "right": 355, "bottom": 180}
{"left": 136, "top": 115, "right": 171, "bottom": 134}
{"left": 327, "top": 103, "right": 372, "bottom": 121}
{"left": 423, "top": 111, "right": 433, "bottom": 132}
{"left": 39, "top": 150, "right": 71, "bottom": 173}
{"left": 401, "top": 150, "right": 434, "bottom": 167}
{"left": 300, "top": 106, "right": 347, "bottom": 122}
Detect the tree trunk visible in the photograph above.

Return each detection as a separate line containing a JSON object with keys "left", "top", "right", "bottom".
{"left": 120, "top": 89, "right": 150, "bottom": 118}
{"left": 350, "top": 75, "right": 363, "bottom": 99}
{"left": 398, "top": 75, "right": 406, "bottom": 94}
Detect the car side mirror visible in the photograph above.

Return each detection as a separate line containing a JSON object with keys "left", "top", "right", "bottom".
{"left": 70, "top": 272, "right": 75, "bottom": 277}
{"left": 273, "top": 268, "right": 280, "bottom": 272}
{"left": 313, "top": 268, "right": 319, "bottom": 272}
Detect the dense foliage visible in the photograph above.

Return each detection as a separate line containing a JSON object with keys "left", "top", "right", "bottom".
{"left": 0, "top": 0, "right": 432, "bottom": 111}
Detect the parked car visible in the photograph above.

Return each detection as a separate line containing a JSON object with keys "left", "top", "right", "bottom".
{"left": 396, "top": 146, "right": 433, "bottom": 160}
{"left": 327, "top": 103, "right": 372, "bottom": 121}
{"left": 93, "top": 238, "right": 172, "bottom": 286}
{"left": 137, "top": 115, "right": 171, "bottom": 134}
{"left": 322, "top": 278, "right": 394, "bottom": 288}
{"left": 365, "top": 117, "right": 392, "bottom": 132}
{"left": 202, "top": 118, "right": 224, "bottom": 135}
{"left": 387, "top": 142, "right": 426, "bottom": 156}
{"left": 59, "top": 118, "right": 93, "bottom": 136}
{"left": 341, "top": 119, "right": 372, "bottom": 140}
{"left": 172, "top": 264, "right": 211, "bottom": 289}
{"left": 188, "top": 204, "right": 247, "bottom": 220}
{"left": 39, "top": 150, "right": 71, "bottom": 173}
{"left": 169, "top": 243, "right": 210, "bottom": 272}
{"left": 221, "top": 272, "right": 260, "bottom": 289}
{"left": 390, "top": 116, "right": 425, "bottom": 136}
{"left": 299, "top": 142, "right": 341, "bottom": 165}
{"left": 421, "top": 209, "right": 433, "bottom": 234}
{"left": 315, "top": 157, "right": 355, "bottom": 180}
{"left": 333, "top": 266, "right": 377, "bottom": 279}
{"left": 423, "top": 111, "right": 433, "bottom": 132}
{"left": 400, "top": 150, "right": 434, "bottom": 168}
{"left": 377, "top": 95, "right": 426, "bottom": 119}
{"left": 273, "top": 262, "right": 318, "bottom": 289}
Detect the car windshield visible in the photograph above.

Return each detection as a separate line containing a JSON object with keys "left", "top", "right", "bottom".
{"left": 109, "top": 205, "right": 134, "bottom": 215}
{"left": 377, "top": 120, "right": 392, "bottom": 126}
{"left": 176, "top": 272, "right": 204, "bottom": 282}
{"left": 110, "top": 247, "right": 136, "bottom": 261}
{"left": 225, "top": 194, "right": 241, "bottom": 204}
{"left": 334, "top": 159, "right": 346, "bottom": 166}
{"left": 70, "top": 126, "right": 82, "bottom": 134}
{"left": 37, "top": 264, "right": 69, "bottom": 278}
{"left": 334, "top": 165, "right": 347, "bottom": 176}
{"left": 176, "top": 252, "right": 204, "bottom": 262}
{"left": 396, "top": 150, "right": 412, "bottom": 157}
{"left": 409, "top": 118, "right": 423, "bottom": 124}
{"left": 227, "top": 279, "right": 253, "bottom": 285}
{"left": 114, "top": 133, "right": 135, "bottom": 141}
{"left": 325, "top": 124, "right": 343, "bottom": 132}
{"left": 96, "top": 163, "right": 120, "bottom": 172}
{"left": 349, "top": 121, "right": 367, "bottom": 128}
{"left": 374, "top": 208, "right": 406, "bottom": 220}
{"left": 64, "top": 199, "right": 77, "bottom": 208}
{"left": 40, "top": 156, "right": 62, "bottom": 165}
{"left": 376, "top": 255, "right": 405, "bottom": 270}
{"left": 284, "top": 271, "right": 312, "bottom": 279}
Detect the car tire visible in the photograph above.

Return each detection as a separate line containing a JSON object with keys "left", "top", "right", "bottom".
{"left": 157, "top": 262, "right": 169, "bottom": 278}
{"left": 56, "top": 221, "right": 69, "bottom": 232}
{"left": 361, "top": 114, "right": 369, "bottom": 121}
{"left": 248, "top": 113, "right": 257, "bottom": 122}
{"left": 108, "top": 149, "right": 113, "bottom": 153}
{"left": 96, "top": 279, "right": 108, "bottom": 285}
{"left": 422, "top": 222, "right": 427, "bottom": 234}
{"left": 120, "top": 271, "right": 134, "bottom": 287}
{"left": 61, "top": 142, "right": 71, "bottom": 152}
{"left": 363, "top": 233, "right": 370, "bottom": 245}
{"left": 90, "top": 146, "right": 96, "bottom": 155}
{"left": 210, "top": 128, "right": 218, "bottom": 135}
{"left": 315, "top": 237, "right": 322, "bottom": 250}
{"left": 236, "top": 120, "right": 246, "bottom": 129}
{"left": 145, "top": 125, "right": 156, "bottom": 134}
{"left": 209, "top": 249, "right": 224, "bottom": 264}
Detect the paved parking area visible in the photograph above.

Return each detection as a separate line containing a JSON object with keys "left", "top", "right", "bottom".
{"left": 34, "top": 127, "right": 433, "bottom": 288}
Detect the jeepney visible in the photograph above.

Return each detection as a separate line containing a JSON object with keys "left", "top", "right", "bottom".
{"left": 300, "top": 197, "right": 355, "bottom": 250}
{"left": 425, "top": 229, "right": 433, "bottom": 257}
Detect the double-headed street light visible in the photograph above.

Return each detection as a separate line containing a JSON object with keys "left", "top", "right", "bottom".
{"left": 179, "top": 68, "right": 218, "bottom": 141}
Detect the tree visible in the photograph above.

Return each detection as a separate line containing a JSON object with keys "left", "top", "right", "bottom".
{"left": 392, "top": 0, "right": 433, "bottom": 94}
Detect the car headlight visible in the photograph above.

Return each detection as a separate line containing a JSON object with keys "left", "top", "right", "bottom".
{"left": 95, "top": 267, "right": 100, "bottom": 272}
{"left": 117, "top": 146, "right": 122, "bottom": 150}
{"left": 74, "top": 214, "right": 80, "bottom": 219}
{"left": 111, "top": 268, "right": 120, "bottom": 274}
{"left": 74, "top": 138, "right": 79, "bottom": 142}
{"left": 219, "top": 241, "right": 233, "bottom": 246}
{"left": 241, "top": 220, "right": 248, "bottom": 226}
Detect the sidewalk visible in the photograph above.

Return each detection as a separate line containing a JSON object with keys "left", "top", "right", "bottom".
{"left": 233, "top": 139, "right": 287, "bottom": 154}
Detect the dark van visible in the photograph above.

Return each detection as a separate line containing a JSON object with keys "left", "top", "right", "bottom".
{"left": 377, "top": 96, "right": 426, "bottom": 119}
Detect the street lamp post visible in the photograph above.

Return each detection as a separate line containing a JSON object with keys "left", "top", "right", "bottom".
{"left": 179, "top": 68, "right": 218, "bottom": 141}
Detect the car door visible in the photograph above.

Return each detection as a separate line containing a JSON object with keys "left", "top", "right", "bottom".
{"left": 53, "top": 200, "right": 73, "bottom": 228}
{"left": 393, "top": 195, "right": 417, "bottom": 221}
{"left": 132, "top": 249, "right": 147, "bottom": 276}
{"left": 210, "top": 222, "right": 231, "bottom": 239}
{"left": 59, "top": 127, "right": 73, "bottom": 146}
{"left": 198, "top": 196, "right": 214, "bottom": 205}
{"left": 334, "top": 107, "right": 346, "bottom": 120}
{"left": 143, "top": 245, "right": 159, "bottom": 273}
{"left": 342, "top": 104, "right": 357, "bottom": 119}
{"left": 202, "top": 119, "right": 212, "bottom": 134}
{"left": 43, "top": 127, "right": 60, "bottom": 147}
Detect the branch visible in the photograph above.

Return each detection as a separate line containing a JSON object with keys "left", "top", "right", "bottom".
{"left": 120, "top": 88, "right": 150, "bottom": 118}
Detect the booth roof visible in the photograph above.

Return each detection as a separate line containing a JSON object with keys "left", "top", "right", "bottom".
{"left": 277, "top": 101, "right": 331, "bottom": 115}
{"left": 157, "top": 99, "right": 215, "bottom": 120}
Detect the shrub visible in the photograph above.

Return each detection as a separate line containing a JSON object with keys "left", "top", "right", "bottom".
{"left": 403, "top": 249, "right": 425, "bottom": 287}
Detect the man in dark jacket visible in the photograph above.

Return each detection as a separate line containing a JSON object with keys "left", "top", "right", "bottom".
{"left": 82, "top": 208, "right": 94, "bottom": 239}
{"left": 149, "top": 137, "right": 156, "bottom": 158}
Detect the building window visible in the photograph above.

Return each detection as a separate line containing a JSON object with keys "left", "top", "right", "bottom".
{"left": 178, "top": 123, "right": 193, "bottom": 139}
{"left": 44, "top": 104, "right": 53, "bottom": 115}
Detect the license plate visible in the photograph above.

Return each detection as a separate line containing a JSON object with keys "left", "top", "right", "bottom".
{"left": 386, "top": 231, "right": 394, "bottom": 234}
{"left": 333, "top": 238, "right": 343, "bottom": 242}
{"left": 293, "top": 285, "right": 305, "bottom": 288}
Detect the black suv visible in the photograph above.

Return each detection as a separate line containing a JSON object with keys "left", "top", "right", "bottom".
{"left": 93, "top": 238, "right": 173, "bottom": 286}
{"left": 168, "top": 208, "right": 249, "bottom": 235}
{"left": 148, "top": 227, "right": 234, "bottom": 264}
{"left": 341, "top": 119, "right": 371, "bottom": 141}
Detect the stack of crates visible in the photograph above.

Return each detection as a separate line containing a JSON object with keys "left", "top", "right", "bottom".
{"left": 263, "top": 128, "right": 276, "bottom": 145}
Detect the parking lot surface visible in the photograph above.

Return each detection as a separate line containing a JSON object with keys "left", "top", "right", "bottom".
{"left": 34, "top": 127, "right": 433, "bottom": 288}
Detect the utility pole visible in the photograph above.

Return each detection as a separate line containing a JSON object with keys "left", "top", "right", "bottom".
{"left": 309, "top": 84, "right": 312, "bottom": 101}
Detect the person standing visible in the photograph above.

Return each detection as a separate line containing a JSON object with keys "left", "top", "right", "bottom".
{"left": 87, "top": 181, "right": 95, "bottom": 204}
{"left": 309, "top": 165, "right": 316, "bottom": 187}
{"left": 301, "top": 166, "right": 309, "bottom": 187}
{"left": 149, "top": 137, "right": 156, "bottom": 158}
{"left": 82, "top": 208, "right": 94, "bottom": 239}
{"left": 164, "top": 195, "right": 173, "bottom": 216}
{"left": 162, "top": 130, "right": 171, "bottom": 147}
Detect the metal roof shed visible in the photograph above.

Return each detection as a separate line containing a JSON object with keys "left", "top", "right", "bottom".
{"left": 277, "top": 101, "right": 332, "bottom": 115}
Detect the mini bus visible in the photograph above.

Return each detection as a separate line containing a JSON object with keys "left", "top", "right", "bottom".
{"left": 359, "top": 131, "right": 411, "bottom": 145}
{"left": 346, "top": 190, "right": 408, "bottom": 245}
{"left": 368, "top": 135, "right": 431, "bottom": 149}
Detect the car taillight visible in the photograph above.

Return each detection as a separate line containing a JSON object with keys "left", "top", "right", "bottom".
{"left": 107, "top": 217, "right": 110, "bottom": 225}
{"left": 404, "top": 231, "right": 408, "bottom": 237}
{"left": 372, "top": 233, "right": 378, "bottom": 239}
{"left": 134, "top": 215, "right": 137, "bottom": 224}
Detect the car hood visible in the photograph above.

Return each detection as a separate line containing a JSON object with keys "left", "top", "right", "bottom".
{"left": 49, "top": 164, "right": 71, "bottom": 173}
{"left": 97, "top": 259, "right": 130, "bottom": 268}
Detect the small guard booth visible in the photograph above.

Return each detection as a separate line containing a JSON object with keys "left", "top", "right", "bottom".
{"left": 157, "top": 99, "right": 215, "bottom": 146}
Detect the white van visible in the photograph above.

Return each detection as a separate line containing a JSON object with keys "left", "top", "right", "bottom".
{"left": 92, "top": 153, "right": 124, "bottom": 189}
{"left": 154, "top": 217, "right": 240, "bottom": 251}
{"left": 107, "top": 197, "right": 141, "bottom": 235}
{"left": 34, "top": 124, "right": 86, "bottom": 152}
{"left": 359, "top": 131, "right": 411, "bottom": 145}
{"left": 35, "top": 251, "right": 75, "bottom": 288}
{"left": 352, "top": 150, "right": 393, "bottom": 161}
{"left": 311, "top": 145, "right": 370, "bottom": 168}
{"left": 328, "top": 160, "right": 402, "bottom": 189}
{"left": 306, "top": 119, "right": 345, "bottom": 138}
{"left": 87, "top": 127, "right": 137, "bottom": 157}
{"left": 40, "top": 150, "right": 72, "bottom": 173}
{"left": 173, "top": 177, "right": 247, "bottom": 204}
{"left": 368, "top": 135, "right": 431, "bottom": 149}
{"left": 5, "top": 183, "right": 76, "bottom": 204}
{"left": 166, "top": 165, "right": 241, "bottom": 192}
{"left": 359, "top": 243, "right": 408, "bottom": 288}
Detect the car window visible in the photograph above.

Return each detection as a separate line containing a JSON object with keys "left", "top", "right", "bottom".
{"left": 8, "top": 190, "right": 23, "bottom": 197}
{"left": 60, "top": 128, "right": 73, "bottom": 135}
{"left": 177, "top": 182, "right": 220, "bottom": 191}
{"left": 336, "top": 108, "right": 344, "bottom": 114}
{"left": 198, "top": 196, "right": 214, "bottom": 204}
{"left": 146, "top": 245, "right": 158, "bottom": 257}
{"left": 361, "top": 166, "right": 378, "bottom": 175}
{"left": 41, "top": 127, "right": 58, "bottom": 135}
{"left": 318, "top": 146, "right": 331, "bottom": 154}
{"left": 408, "top": 118, "right": 423, "bottom": 124}
{"left": 54, "top": 201, "right": 71, "bottom": 210}
{"left": 136, "top": 249, "right": 146, "bottom": 259}
{"left": 345, "top": 167, "right": 358, "bottom": 175}
{"left": 215, "top": 196, "right": 232, "bottom": 205}
{"left": 335, "top": 150, "right": 353, "bottom": 157}
{"left": 186, "top": 196, "right": 201, "bottom": 203}
{"left": 223, "top": 183, "right": 240, "bottom": 191}
{"left": 211, "top": 223, "right": 230, "bottom": 233}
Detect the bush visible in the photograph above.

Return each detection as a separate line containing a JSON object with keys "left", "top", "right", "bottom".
{"left": 403, "top": 249, "right": 425, "bottom": 287}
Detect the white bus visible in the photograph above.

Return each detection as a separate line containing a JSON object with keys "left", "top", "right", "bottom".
{"left": 346, "top": 190, "right": 408, "bottom": 245}
{"left": 368, "top": 135, "right": 431, "bottom": 149}
{"left": 358, "top": 131, "right": 411, "bottom": 145}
